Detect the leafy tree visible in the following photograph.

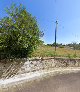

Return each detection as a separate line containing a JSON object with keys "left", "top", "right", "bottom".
{"left": 0, "top": 4, "right": 43, "bottom": 59}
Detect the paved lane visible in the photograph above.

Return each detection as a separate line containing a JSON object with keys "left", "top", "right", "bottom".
{"left": 20, "top": 72, "right": 80, "bottom": 92}
{"left": 1, "top": 72, "right": 80, "bottom": 92}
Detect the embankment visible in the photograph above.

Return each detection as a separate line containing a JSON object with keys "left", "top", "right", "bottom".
{"left": 0, "top": 57, "right": 80, "bottom": 79}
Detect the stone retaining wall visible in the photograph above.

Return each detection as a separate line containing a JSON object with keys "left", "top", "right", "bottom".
{"left": 18, "top": 58, "right": 80, "bottom": 74}
{"left": 0, "top": 58, "right": 80, "bottom": 79}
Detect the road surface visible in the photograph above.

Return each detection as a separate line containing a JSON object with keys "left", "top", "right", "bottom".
{"left": 1, "top": 72, "right": 80, "bottom": 92}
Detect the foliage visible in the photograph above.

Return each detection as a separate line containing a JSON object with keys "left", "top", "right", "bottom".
{"left": 47, "top": 43, "right": 65, "bottom": 48}
{"left": 0, "top": 4, "right": 43, "bottom": 59}
{"left": 47, "top": 42, "right": 80, "bottom": 50}
{"left": 66, "top": 42, "right": 80, "bottom": 50}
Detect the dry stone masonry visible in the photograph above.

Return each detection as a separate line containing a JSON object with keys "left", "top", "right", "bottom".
{"left": 0, "top": 58, "right": 80, "bottom": 79}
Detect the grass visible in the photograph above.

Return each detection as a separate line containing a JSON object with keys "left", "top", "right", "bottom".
{"left": 32, "top": 45, "right": 80, "bottom": 58}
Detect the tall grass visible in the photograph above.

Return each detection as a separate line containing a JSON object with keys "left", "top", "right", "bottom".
{"left": 32, "top": 45, "right": 80, "bottom": 58}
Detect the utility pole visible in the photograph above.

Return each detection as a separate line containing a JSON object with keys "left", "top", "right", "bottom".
{"left": 55, "top": 21, "right": 58, "bottom": 51}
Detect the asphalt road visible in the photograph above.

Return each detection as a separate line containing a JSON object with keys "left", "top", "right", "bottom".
{"left": 1, "top": 72, "right": 80, "bottom": 92}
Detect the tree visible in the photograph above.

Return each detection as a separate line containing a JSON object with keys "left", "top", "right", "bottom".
{"left": 0, "top": 4, "right": 43, "bottom": 59}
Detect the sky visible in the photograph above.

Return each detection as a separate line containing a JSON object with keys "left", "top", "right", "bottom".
{"left": 0, "top": 0, "right": 80, "bottom": 44}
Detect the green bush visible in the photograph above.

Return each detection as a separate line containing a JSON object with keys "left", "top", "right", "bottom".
{"left": 67, "top": 54, "right": 73, "bottom": 59}
{"left": 72, "top": 53, "right": 77, "bottom": 58}
{"left": 0, "top": 4, "right": 43, "bottom": 59}
{"left": 59, "top": 46, "right": 64, "bottom": 48}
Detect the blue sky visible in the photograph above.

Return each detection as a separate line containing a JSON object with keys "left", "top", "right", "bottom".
{"left": 0, "top": 0, "right": 80, "bottom": 44}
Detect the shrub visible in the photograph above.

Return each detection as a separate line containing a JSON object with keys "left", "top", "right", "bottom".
{"left": 0, "top": 4, "right": 43, "bottom": 59}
